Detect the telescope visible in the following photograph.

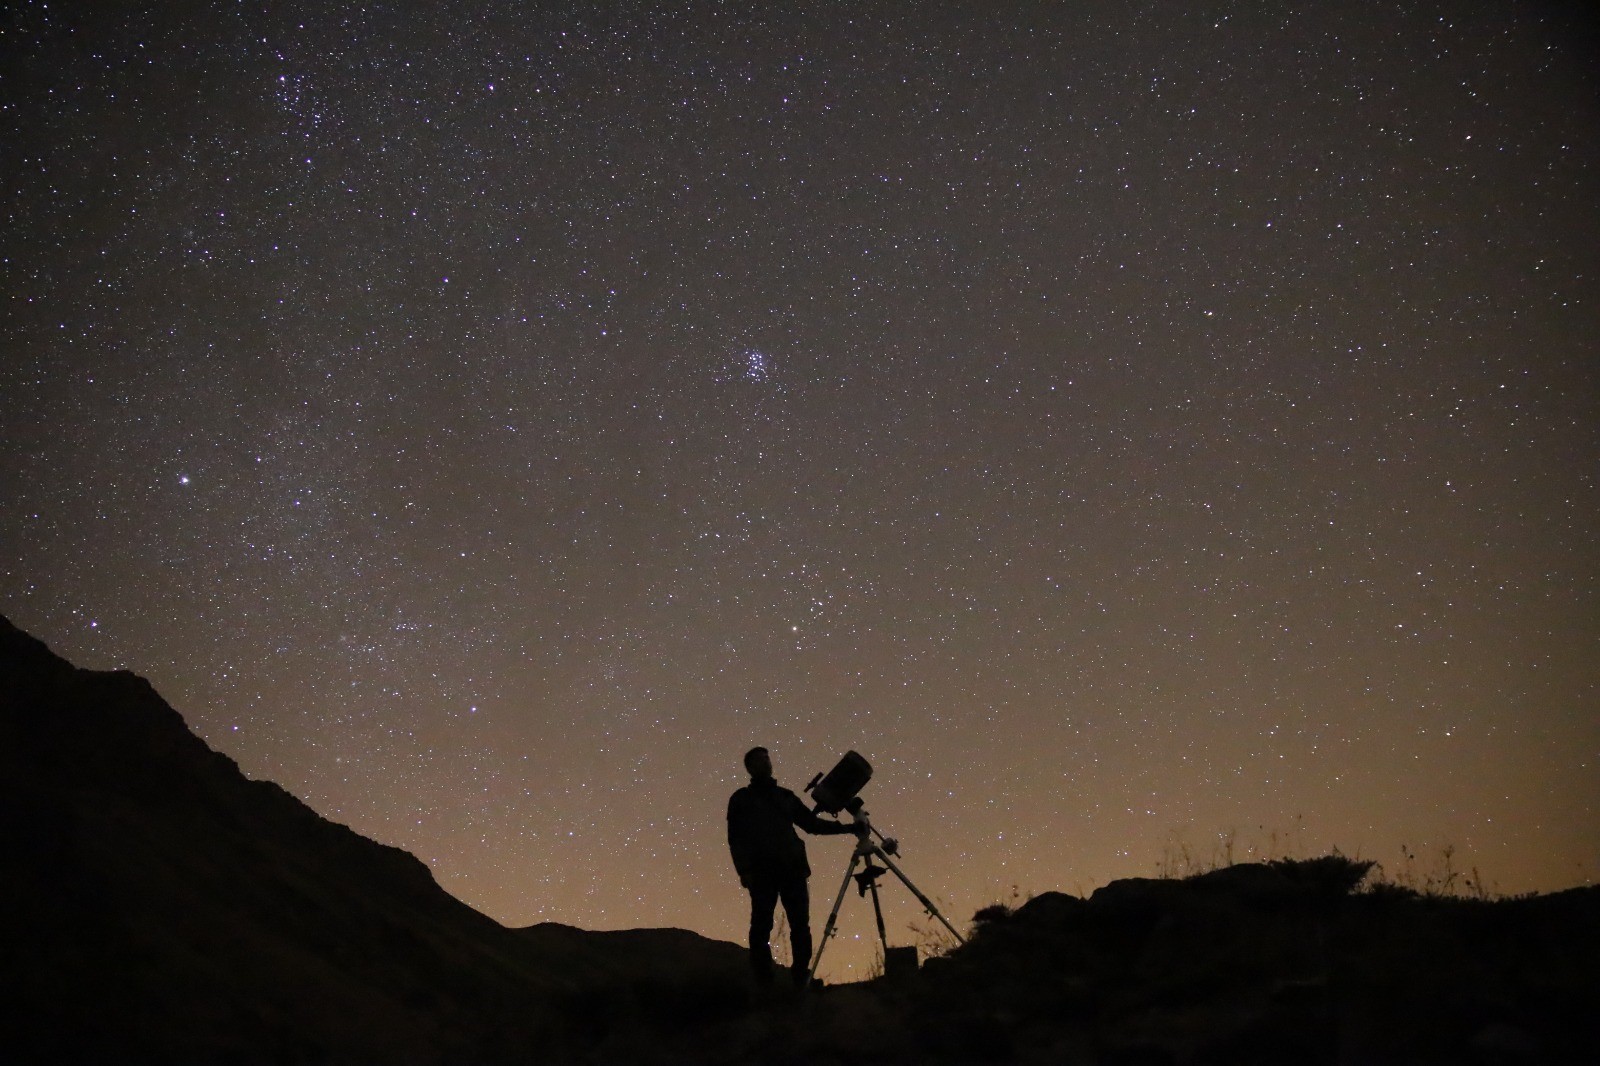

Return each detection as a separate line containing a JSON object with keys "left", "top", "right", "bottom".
{"left": 804, "top": 750, "right": 873, "bottom": 814}
{"left": 802, "top": 750, "right": 965, "bottom": 986}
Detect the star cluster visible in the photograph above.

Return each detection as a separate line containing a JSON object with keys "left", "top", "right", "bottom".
{"left": 3, "top": 2, "right": 1596, "bottom": 979}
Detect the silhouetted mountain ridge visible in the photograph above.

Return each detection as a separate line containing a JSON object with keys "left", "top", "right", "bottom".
{"left": 0, "top": 614, "right": 745, "bottom": 1064}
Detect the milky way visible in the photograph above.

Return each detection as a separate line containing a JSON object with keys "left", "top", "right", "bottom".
{"left": 4, "top": 2, "right": 1596, "bottom": 979}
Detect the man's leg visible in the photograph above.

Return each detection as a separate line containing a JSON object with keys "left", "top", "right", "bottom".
{"left": 747, "top": 882, "right": 779, "bottom": 984}
{"left": 777, "top": 877, "right": 812, "bottom": 985}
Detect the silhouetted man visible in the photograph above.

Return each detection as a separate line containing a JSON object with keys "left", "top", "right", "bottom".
{"left": 727, "top": 746, "right": 858, "bottom": 987}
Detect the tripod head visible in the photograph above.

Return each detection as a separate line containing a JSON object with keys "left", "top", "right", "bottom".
{"left": 837, "top": 797, "right": 898, "bottom": 856}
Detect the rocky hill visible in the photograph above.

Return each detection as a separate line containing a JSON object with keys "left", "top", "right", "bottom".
{"left": 898, "top": 864, "right": 1599, "bottom": 1063}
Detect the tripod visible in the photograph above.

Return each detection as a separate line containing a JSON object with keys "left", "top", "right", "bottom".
{"left": 806, "top": 801, "right": 965, "bottom": 987}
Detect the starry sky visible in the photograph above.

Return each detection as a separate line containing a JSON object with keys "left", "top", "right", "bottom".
{"left": 3, "top": 2, "right": 1597, "bottom": 980}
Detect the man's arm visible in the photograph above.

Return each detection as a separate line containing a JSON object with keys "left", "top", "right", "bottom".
{"left": 785, "top": 791, "right": 856, "bottom": 836}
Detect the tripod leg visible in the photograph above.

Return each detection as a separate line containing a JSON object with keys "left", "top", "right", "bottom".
{"left": 867, "top": 876, "right": 889, "bottom": 956}
{"left": 873, "top": 848, "right": 967, "bottom": 945}
{"left": 805, "top": 849, "right": 861, "bottom": 987}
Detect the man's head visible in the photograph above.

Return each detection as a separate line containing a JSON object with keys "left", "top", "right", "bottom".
{"left": 743, "top": 746, "right": 773, "bottom": 780}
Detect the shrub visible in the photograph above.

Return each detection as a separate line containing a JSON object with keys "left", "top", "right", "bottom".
{"left": 1266, "top": 853, "right": 1377, "bottom": 895}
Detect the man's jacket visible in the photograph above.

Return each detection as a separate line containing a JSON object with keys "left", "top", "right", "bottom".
{"left": 726, "top": 778, "right": 849, "bottom": 887}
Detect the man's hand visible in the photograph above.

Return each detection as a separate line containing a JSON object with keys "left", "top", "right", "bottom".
{"left": 849, "top": 820, "right": 870, "bottom": 838}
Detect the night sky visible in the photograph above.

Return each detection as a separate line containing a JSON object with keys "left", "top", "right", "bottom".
{"left": 4, "top": 2, "right": 1597, "bottom": 980}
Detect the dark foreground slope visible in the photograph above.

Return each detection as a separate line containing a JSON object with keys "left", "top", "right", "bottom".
{"left": 0, "top": 616, "right": 745, "bottom": 1063}
{"left": 700, "top": 861, "right": 1600, "bottom": 1065}
{"left": 896, "top": 864, "right": 1600, "bottom": 1064}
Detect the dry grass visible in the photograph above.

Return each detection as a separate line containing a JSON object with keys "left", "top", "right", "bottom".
{"left": 1154, "top": 821, "right": 1499, "bottom": 900}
